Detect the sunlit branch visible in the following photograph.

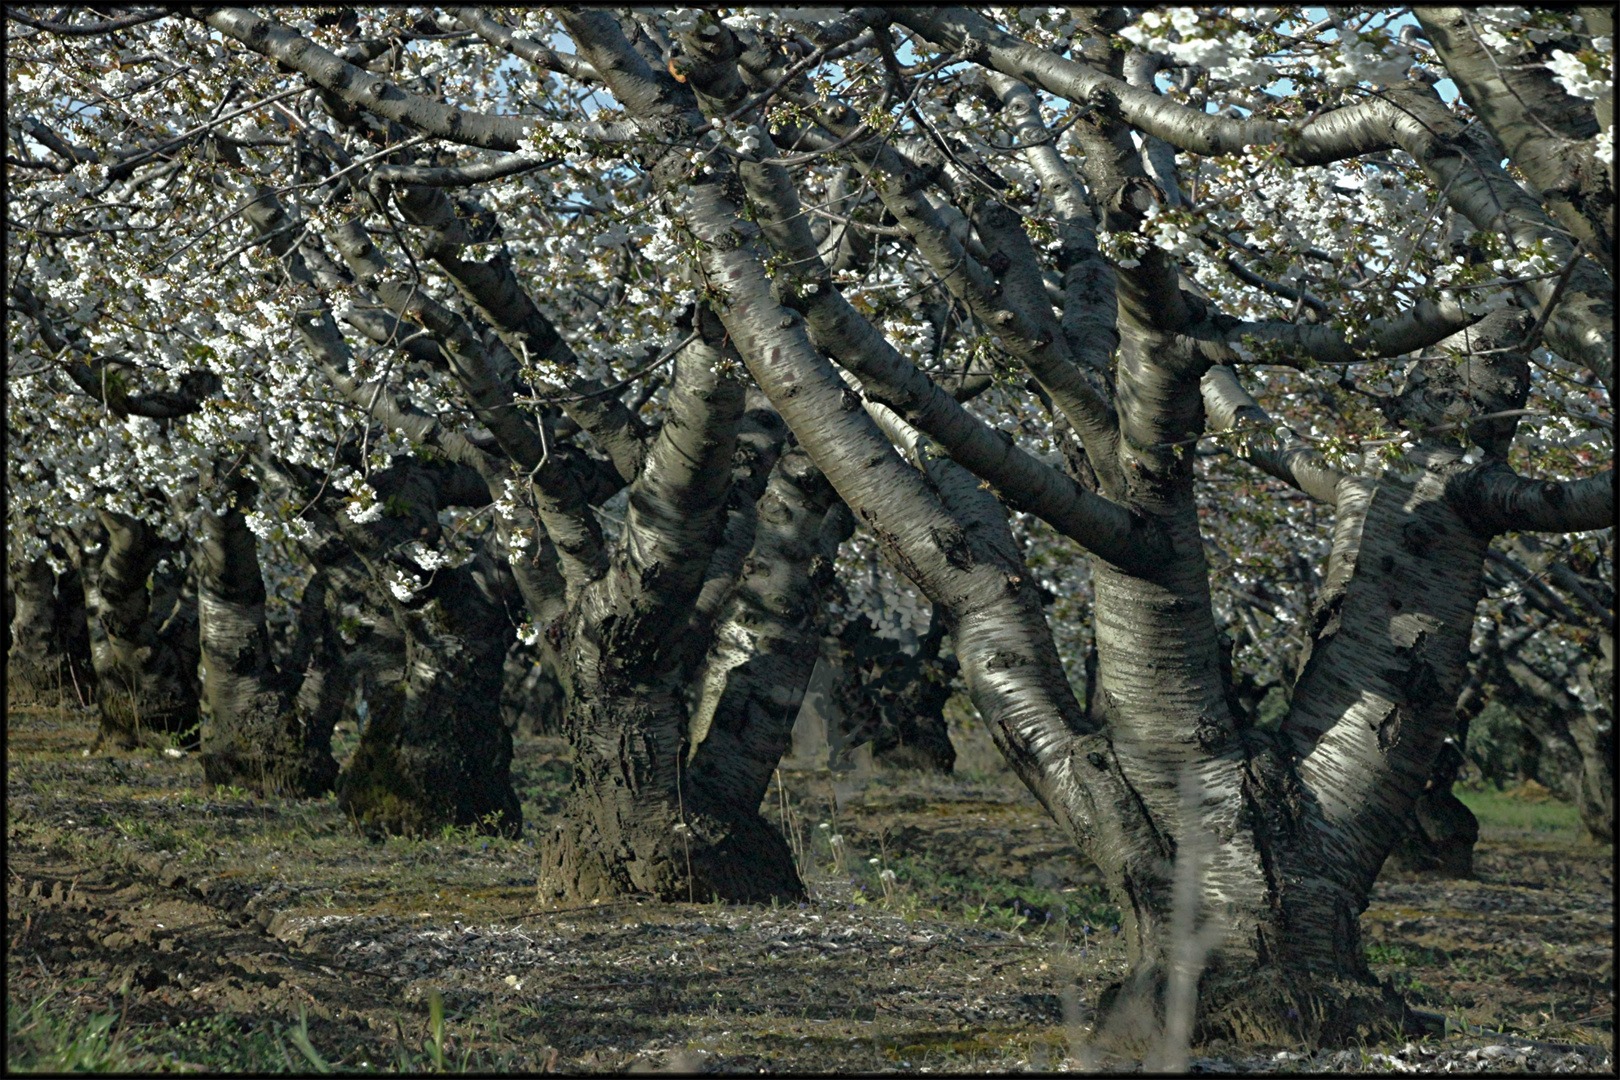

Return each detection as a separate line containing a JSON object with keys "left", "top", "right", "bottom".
{"left": 1201, "top": 365, "right": 1345, "bottom": 505}
{"left": 196, "top": 8, "right": 532, "bottom": 152}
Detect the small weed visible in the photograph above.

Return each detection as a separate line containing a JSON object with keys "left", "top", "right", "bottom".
{"left": 1367, "top": 942, "right": 1450, "bottom": 968}
{"left": 7, "top": 991, "right": 138, "bottom": 1073}
{"left": 283, "top": 1006, "right": 331, "bottom": 1073}
{"left": 150, "top": 1015, "right": 288, "bottom": 1071}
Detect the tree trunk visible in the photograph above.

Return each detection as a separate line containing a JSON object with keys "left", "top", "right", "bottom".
{"left": 340, "top": 557, "right": 521, "bottom": 837}
{"left": 79, "top": 512, "right": 202, "bottom": 749}
{"left": 502, "top": 639, "right": 565, "bottom": 736}
{"left": 287, "top": 567, "right": 352, "bottom": 764}
{"left": 541, "top": 689, "right": 802, "bottom": 902}
{"left": 195, "top": 467, "right": 338, "bottom": 796}
{"left": 537, "top": 322, "right": 816, "bottom": 904}
{"left": 1568, "top": 678, "right": 1615, "bottom": 840}
{"left": 1465, "top": 620, "right": 1614, "bottom": 840}
{"left": 7, "top": 553, "right": 66, "bottom": 706}
{"left": 330, "top": 466, "right": 521, "bottom": 838}
{"left": 1387, "top": 736, "right": 1478, "bottom": 877}
{"left": 52, "top": 554, "right": 95, "bottom": 707}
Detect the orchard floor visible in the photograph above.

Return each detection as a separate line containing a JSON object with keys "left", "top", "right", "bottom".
{"left": 6, "top": 703, "right": 1613, "bottom": 1073}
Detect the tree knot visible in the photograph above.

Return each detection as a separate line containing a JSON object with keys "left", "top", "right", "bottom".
{"left": 1195, "top": 716, "right": 1230, "bottom": 752}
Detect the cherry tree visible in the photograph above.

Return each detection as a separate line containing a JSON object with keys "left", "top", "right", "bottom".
{"left": 7, "top": 4, "right": 1612, "bottom": 1042}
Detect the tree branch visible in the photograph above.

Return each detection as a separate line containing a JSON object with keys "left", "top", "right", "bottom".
{"left": 893, "top": 8, "right": 1398, "bottom": 165}
{"left": 325, "top": 217, "right": 608, "bottom": 589}
{"left": 1217, "top": 295, "right": 1479, "bottom": 366}
{"left": 383, "top": 181, "right": 650, "bottom": 481}
{"left": 195, "top": 7, "right": 532, "bottom": 151}
{"left": 10, "top": 283, "right": 219, "bottom": 419}
{"left": 451, "top": 7, "right": 602, "bottom": 84}
{"left": 9, "top": 8, "right": 170, "bottom": 36}
{"left": 1201, "top": 365, "right": 1345, "bottom": 504}
{"left": 1454, "top": 465, "right": 1616, "bottom": 534}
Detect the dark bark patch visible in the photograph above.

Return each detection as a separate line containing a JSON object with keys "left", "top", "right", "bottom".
{"left": 1400, "top": 520, "right": 1435, "bottom": 558}
{"left": 1371, "top": 702, "right": 1402, "bottom": 752}
{"left": 984, "top": 650, "right": 1030, "bottom": 671}
{"left": 1195, "top": 716, "right": 1229, "bottom": 753}
{"left": 930, "top": 524, "right": 974, "bottom": 571}
{"left": 1309, "top": 592, "right": 1344, "bottom": 640}
{"left": 1383, "top": 630, "right": 1444, "bottom": 707}
{"left": 859, "top": 513, "right": 926, "bottom": 587}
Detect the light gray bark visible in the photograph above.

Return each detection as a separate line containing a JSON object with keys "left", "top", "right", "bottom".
{"left": 195, "top": 463, "right": 337, "bottom": 796}
{"left": 7, "top": 554, "right": 66, "bottom": 705}
{"left": 1416, "top": 8, "right": 1612, "bottom": 262}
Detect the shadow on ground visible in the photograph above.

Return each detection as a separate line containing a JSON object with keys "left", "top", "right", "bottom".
{"left": 6, "top": 703, "right": 1613, "bottom": 1072}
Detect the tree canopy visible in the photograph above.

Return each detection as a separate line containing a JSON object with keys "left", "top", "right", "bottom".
{"left": 7, "top": 4, "right": 1613, "bottom": 1046}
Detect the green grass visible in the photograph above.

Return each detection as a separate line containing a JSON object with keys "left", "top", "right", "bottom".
{"left": 1454, "top": 783, "right": 1585, "bottom": 837}
{"left": 6, "top": 986, "right": 528, "bottom": 1074}
{"left": 1365, "top": 942, "right": 1451, "bottom": 968}
{"left": 7, "top": 991, "right": 144, "bottom": 1074}
{"left": 873, "top": 851, "right": 1120, "bottom": 938}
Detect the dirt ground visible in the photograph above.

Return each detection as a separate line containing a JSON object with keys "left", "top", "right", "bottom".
{"left": 6, "top": 704, "right": 1614, "bottom": 1073}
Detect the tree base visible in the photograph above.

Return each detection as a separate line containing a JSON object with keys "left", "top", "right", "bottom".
{"left": 198, "top": 692, "right": 339, "bottom": 797}
{"left": 1093, "top": 962, "right": 1413, "bottom": 1054}
{"left": 537, "top": 794, "right": 803, "bottom": 905}
{"left": 6, "top": 658, "right": 84, "bottom": 709}
{"left": 337, "top": 735, "right": 521, "bottom": 839}
{"left": 201, "top": 743, "right": 338, "bottom": 799}
{"left": 93, "top": 692, "right": 198, "bottom": 752}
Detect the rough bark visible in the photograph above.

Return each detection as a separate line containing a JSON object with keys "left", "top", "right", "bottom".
{"left": 536, "top": 307, "right": 806, "bottom": 903}
{"left": 327, "top": 464, "right": 521, "bottom": 838}
{"left": 78, "top": 512, "right": 202, "bottom": 749}
{"left": 6, "top": 552, "right": 87, "bottom": 707}
{"left": 194, "top": 465, "right": 338, "bottom": 797}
